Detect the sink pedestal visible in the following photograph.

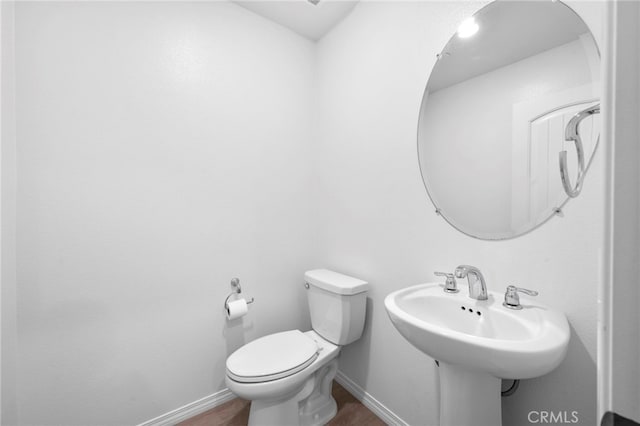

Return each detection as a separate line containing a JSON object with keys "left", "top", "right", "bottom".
{"left": 439, "top": 362, "right": 501, "bottom": 426}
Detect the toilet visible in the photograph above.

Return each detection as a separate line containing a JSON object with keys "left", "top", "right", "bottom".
{"left": 225, "top": 269, "right": 369, "bottom": 426}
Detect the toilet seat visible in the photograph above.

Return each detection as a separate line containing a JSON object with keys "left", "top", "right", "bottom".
{"left": 226, "top": 330, "right": 320, "bottom": 383}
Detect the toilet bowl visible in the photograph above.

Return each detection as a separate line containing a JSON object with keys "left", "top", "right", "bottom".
{"left": 225, "top": 269, "right": 369, "bottom": 426}
{"left": 226, "top": 330, "right": 340, "bottom": 425}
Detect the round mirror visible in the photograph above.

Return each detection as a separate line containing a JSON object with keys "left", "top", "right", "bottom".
{"left": 417, "top": 0, "right": 600, "bottom": 240}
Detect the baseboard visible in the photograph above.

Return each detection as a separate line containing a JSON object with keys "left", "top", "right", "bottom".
{"left": 335, "top": 370, "right": 409, "bottom": 426}
{"left": 138, "top": 388, "right": 236, "bottom": 426}
{"left": 139, "top": 372, "right": 404, "bottom": 426}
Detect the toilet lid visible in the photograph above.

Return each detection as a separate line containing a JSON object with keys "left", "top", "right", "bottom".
{"left": 226, "top": 330, "right": 319, "bottom": 383}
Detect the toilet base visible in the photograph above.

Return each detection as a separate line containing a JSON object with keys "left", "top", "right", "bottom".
{"left": 299, "top": 358, "right": 338, "bottom": 425}
{"left": 247, "top": 358, "right": 339, "bottom": 426}
{"left": 248, "top": 391, "right": 305, "bottom": 426}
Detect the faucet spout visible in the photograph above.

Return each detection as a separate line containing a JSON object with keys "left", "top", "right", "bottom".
{"left": 454, "top": 265, "right": 488, "bottom": 300}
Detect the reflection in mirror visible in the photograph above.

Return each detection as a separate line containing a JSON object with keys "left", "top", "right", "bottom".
{"left": 417, "top": 0, "right": 600, "bottom": 240}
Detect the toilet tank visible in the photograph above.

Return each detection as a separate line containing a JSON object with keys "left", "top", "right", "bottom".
{"left": 304, "top": 269, "right": 369, "bottom": 345}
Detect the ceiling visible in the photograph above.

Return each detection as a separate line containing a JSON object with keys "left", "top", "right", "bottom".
{"left": 232, "top": 0, "right": 359, "bottom": 41}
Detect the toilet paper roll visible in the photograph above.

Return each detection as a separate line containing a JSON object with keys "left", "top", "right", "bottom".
{"left": 226, "top": 298, "right": 248, "bottom": 320}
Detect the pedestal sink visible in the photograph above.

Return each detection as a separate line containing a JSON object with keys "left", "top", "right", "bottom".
{"left": 384, "top": 283, "right": 570, "bottom": 426}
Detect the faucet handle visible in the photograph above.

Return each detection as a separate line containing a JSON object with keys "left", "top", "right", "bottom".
{"left": 434, "top": 272, "right": 459, "bottom": 293}
{"left": 503, "top": 285, "right": 538, "bottom": 310}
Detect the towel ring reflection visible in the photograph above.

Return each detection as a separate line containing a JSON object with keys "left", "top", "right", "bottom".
{"left": 560, "top": 104, "right": 600, "bottom": 198}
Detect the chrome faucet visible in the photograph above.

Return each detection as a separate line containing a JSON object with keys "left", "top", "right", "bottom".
{"left": 454, "top": 265, "right": 488, "bottom": 300}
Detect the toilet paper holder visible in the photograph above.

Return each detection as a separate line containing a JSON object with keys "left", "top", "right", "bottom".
{"left": 224, "top": 277, "right": 254, "bottom": 310}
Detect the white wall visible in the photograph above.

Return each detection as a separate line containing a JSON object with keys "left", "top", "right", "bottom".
{"left": 13, "top": 2, "right": 315, "bottom": 424}
{"left": 316, "top": 1, "right": 602, "bottom": 425}
{"left": 1, "top": 1, "right": 18, "bottom": 423}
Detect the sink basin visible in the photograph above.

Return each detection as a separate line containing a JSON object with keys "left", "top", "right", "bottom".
{"left": 384, "top": 282, "right": 569, "bottom": 379}
{"left": 385, "top": 282, "right": 570, "bottom": 426}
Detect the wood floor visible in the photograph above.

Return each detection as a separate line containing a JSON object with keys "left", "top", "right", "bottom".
{"left": 178, "top": 381, "right": 386, "bottom": 426}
